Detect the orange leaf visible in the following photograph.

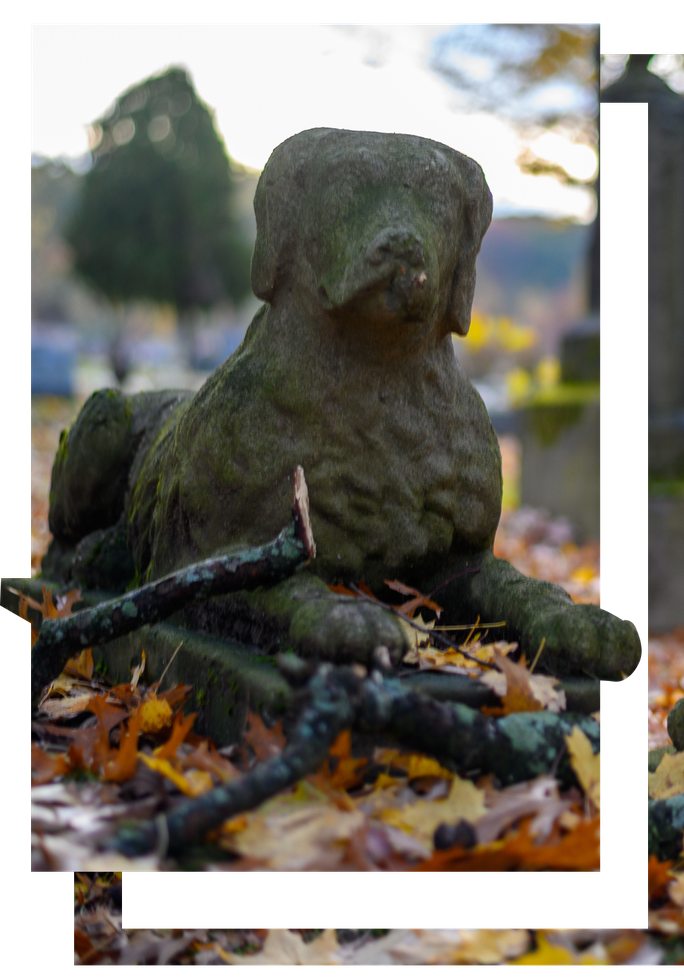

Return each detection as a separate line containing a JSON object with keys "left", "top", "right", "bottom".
{"left": 493, "top": 651, "right": 544, "bottom": 714}
{"left": 63, "top": 648, "right": 94, "bottom": 681}
{"left": 31, "top": 744, "right": 69, "bottom": 785}
{"left": 316, "top": 730, "right": 368, "bottom": 791}
{"left": 243, "top": 712, "right": 286, "bottom": 762}
{"left": 327, "top": 581, "right": 377, "bottom": 599}
{"left": 649, "top": 854, "right": 675, "bottom": 903}
{"left": 84, "top": 695, "right": 131, "bottom": 734}
{"left": 157, "top": 683, "right": 194, "bottom": 711}
{"left": 384, "top": 580, "right": 443, "bottom": 619}
{"left": 18, "top": 586, "right": 82, "bottom": 646}
{"left": 327, "top": 583, "right": 358, "bottom": 597}
{"left": 154, "top": 710, "right": 198, "bottom": 760}
{"left": 101, "top": 712, "right": 142, "bottom": 782}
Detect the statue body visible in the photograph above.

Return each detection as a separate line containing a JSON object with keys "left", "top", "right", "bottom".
{"left": 43, "top": 128, "right": 640, "bottom": 680}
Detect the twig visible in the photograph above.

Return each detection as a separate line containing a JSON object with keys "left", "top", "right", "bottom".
{"left": 156, "top": 641, "right": 184, "bottom": 688}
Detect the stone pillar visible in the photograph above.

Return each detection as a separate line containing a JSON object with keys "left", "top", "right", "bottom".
{"left": 603, "top": 56, "right": 684, "bottom": 631}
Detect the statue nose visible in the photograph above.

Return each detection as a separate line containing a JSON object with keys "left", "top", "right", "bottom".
{"left": 366, "top": 227, "right": 425, "bottom": 269}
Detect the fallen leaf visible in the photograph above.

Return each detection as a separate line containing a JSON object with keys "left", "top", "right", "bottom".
{"left": 512, "top": 932, "right": 607, "bottom": 965}
{"left": 154, "top": 712, "right": 197, "bottom": 760}
{"left": 565, "top": 726, "right": 600, "bottom": 807}
{"left": 648, "top": 750, "right": 684, "bottom": 800}
{"left": 31, "top": 744, "right": 69, "bottom": 785}
{"left": 243, "top": 712, "right": 286, "bottom": 762}
{"left": 63, "top": 648, "right": 94, "bottom": 681}
{"left": 382, "top": 773, "right": 486, "bottom": 846}
{"left": 475, "top": 775, "right": 572, "bottom": 843}
{"left": 101, "top": 712, "right": 141, "bottom": 782}
{"left": 384, "top": 579, "right": 443, "bottom": 618}
{"left": 224, "top": 929, "right": 340, "bottom": 965}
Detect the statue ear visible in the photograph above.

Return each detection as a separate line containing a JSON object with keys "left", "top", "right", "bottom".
{"left": 447, "top": 255, "right": 479, "bottom": 337}
{"left": 250, "top": 177, "right": 278, "bottom": 303}
{"left": 445, "top": 167, "right": 493, "bottom": 336}
{"left": 250, "top": 143, "right": 310, "bottom": 303}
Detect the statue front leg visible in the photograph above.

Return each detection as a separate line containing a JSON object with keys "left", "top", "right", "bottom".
{"left": 436, "top": 552, "right": 641, "bottom": 681}
{"left": 248, "top": 571, "right": 408, "bottom": 668}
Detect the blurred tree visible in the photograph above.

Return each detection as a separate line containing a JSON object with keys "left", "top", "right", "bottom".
{"left": 66, "top": 67, "right": 253, "bottom": 323}
{"left": 431, "top": 25, "right": 599, "bottom": 310}
{"left": 598, "top": 55, "right": 684, "bottom": 310}
{"left": 431, "top": 24, "right": 598, "bottom": 185}
{"left": 432, "top": 36, "right": 684, "bottom": 312}
{"left": 32, "top": 161, "right": 83, "bottom": 321}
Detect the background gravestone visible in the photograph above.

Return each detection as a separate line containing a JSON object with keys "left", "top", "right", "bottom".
{"left": 31, "top": 323, "right": 78, "bottom": 397}
{"left": 518, "top": 314, "right": 600, "bottom": 541}
{"left": 603, "top": 55, "right": 684, "bottom": 632}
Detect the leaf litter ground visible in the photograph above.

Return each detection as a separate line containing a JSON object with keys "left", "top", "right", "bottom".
{"left": 28, "top": 411, "right": 600, "bottom": 872}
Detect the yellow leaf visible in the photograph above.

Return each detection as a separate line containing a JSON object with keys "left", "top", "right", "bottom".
{"left": 224, "top": 929, "right": 340, "bottom": 965}
{"left": 565, "top": 726, "right": 600, "bottom": 808}
{"left": 139, "top": 694, "right": 173, "bottom": 733}
{"left": 513, "top": 933, "right": 607, "bottom": 965}
{"left": 648, "top": 750, "right": 684, "bottom": 801}
{"left": 138, "top": 755, "right": 202, "bottom": 796}
{"left": 382, "top": 773, "right": 486, "bottom": 845}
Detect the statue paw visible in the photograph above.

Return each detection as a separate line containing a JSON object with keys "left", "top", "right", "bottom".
{"left": 289, "top": 595, "right": 407, "bottom": 668}
{"left": 523, "top": 604, "right": 641, "bottom": 681}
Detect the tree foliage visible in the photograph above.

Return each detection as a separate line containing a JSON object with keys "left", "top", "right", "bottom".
{"left": 66, "top": 67, "right": 253, "bottom": 313}
{"left": 431, "top": 24, "right": 598, "bottom": 187}
{"left": 431, "top": 25, "right": 599, "bottom": 310}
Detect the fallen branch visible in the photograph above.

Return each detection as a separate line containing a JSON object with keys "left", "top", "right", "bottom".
{"left": 112, "top": 664, "right": 355, "bottom": 857}
{"left": 110, "top": 663, "right": 599, "bottom": 858}
{"left": 31, "top": 467, "right": 315, "bottom": 704}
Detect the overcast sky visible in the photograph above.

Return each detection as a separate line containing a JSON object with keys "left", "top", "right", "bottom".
{"left": 32, "top": 24, "right": 598, "bottom": 221}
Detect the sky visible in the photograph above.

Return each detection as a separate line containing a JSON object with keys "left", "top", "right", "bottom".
{"left": 32, "top": 24, "right": 598, "bottom": 221}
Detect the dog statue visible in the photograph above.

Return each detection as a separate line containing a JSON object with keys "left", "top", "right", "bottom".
{"left": 42, "top": 128, "right": 640, "bottom": 681}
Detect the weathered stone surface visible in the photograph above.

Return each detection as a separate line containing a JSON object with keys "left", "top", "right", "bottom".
{"left": 40, "top": 127, "right": 640, "bottom": 679}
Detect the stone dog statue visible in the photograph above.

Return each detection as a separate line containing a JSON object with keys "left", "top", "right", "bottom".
{"left": 42, "top": 128, "right": 640, "bottom": 681}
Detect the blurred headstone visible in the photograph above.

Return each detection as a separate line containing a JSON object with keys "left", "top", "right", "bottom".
{"left": 560, "top": 313, "right": 600, "bottom": 384}
{"left": 109, "top": 333, "right": 132, "bottom": 386}
{"left": 31, "top": 323, "right": 77, "bottom": 397}
{"left": 518, "top": 315, "right": 600, "bottom": 541}
{"left": 604, "top": 55, "right": 684, "bottom": 631}
{"left": 515, "top": 38, "right": 602, "bottom": 537}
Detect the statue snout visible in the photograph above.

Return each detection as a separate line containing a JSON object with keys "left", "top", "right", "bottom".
{"left": 366, "top": 227, "right": 426, "bottom": 272}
